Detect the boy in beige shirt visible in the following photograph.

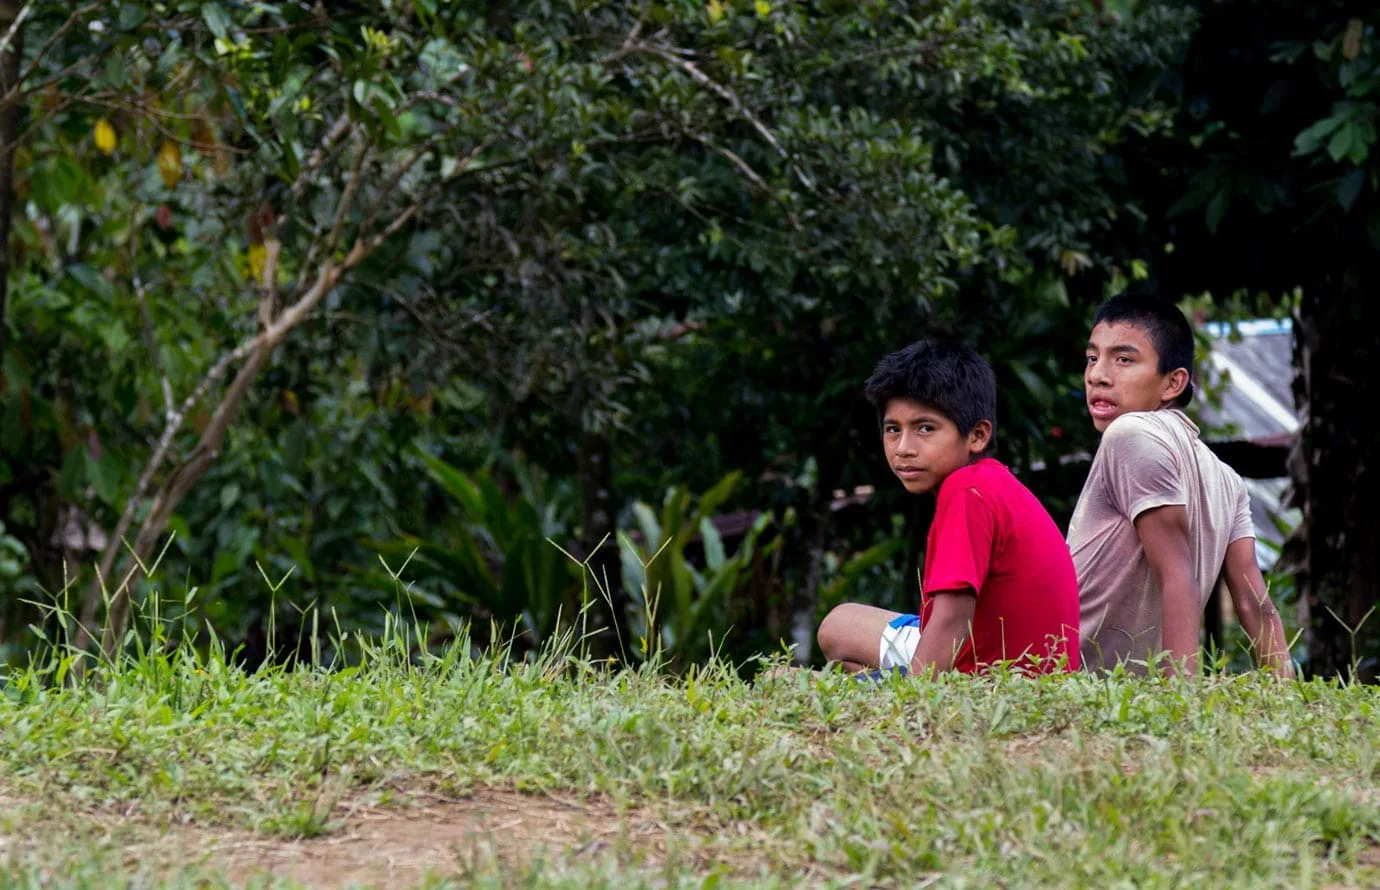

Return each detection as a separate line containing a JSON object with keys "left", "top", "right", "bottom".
{"left": 1068, "top": 294, "right": 1293, "bottom": 677}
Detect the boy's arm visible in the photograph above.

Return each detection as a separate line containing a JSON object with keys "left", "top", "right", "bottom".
{"left": 908, "top": 590, "right": 976, "bottom": 678}
{"left": 1221, "top": 537, "right": 1294, "bottom": 678}
{"left": 1133, "top": 504, "right": 1199, "bottom": 676}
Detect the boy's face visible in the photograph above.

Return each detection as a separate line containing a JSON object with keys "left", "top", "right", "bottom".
{"left": 880, "top": 398, "right": 990, "bottom": 495}
{"left": 1084, "top": 321, "right": 1187, "bottom": 432}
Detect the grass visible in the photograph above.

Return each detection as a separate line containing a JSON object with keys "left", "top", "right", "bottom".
{"left": 1, "top": 612, "right": 1379, "bottom": 890}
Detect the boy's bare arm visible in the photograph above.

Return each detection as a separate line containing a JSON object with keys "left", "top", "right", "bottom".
{"left": 1222, "top": 538, "right": 1295, "bottom": 678}
{"left": 908, "top": 591, "right": 976, "bottom": 678}
{"left": 1134, "top": 504, "right": 1199, "bottom": 676}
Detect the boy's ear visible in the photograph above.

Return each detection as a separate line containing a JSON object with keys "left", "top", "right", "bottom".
{"left": 967, "top": 419, "right": 992, "bottom": 454}
{"left": 1161, "top": 368, "right": 1190, "bottom": 404}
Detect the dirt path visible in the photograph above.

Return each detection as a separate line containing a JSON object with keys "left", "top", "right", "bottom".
{"left": 2, "top": 786, "right": 710, "bottom": 889}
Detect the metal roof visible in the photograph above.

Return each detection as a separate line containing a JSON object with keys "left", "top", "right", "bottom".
{"left": 1194, "top": 318, "right": 1298, "bottom": 448}
{"left": 1192, "top": 319, "right": 1300, "bottom": 565}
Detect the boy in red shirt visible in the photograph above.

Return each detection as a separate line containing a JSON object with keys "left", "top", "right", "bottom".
{"left": 816, "top": 338, "right": 1080, "bottom": 676}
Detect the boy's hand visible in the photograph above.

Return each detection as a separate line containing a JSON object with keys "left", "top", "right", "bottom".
{"left": 1222, "top": 537, "right": 1294, "bottom": 678}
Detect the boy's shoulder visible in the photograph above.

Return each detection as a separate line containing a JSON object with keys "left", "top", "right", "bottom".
{"left": 939, "top": 459, "right": 1064, "bottom": 544}
{"left": 941, "top": 458, "right": 1023, "bottom": 501}
{"left": 1102, "top": 410, "right": 1182, "bottom": 443}
{"left": 1098, "top": 410, "right": 1195, "bottom": 460}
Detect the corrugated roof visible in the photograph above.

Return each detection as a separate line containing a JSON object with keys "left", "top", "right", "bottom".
{"left": 1195, "top": 318, "right": 1298, "bottom": 446}
{"left": 1194, "top": 320, "right": 1301, "bottom": 567}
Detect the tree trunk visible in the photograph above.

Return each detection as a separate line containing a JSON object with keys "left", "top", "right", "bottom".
{"left": 1287, "top": 287, "right": 1380, "bottom": 681}
{"left": 577, "top": 428, "right": 625, "bottom": 659}
{"left": 0, "top": 1, "right": 23, "bottom": 374}
{"left": 75, "top": 256, "right": 347, "bottom": 659}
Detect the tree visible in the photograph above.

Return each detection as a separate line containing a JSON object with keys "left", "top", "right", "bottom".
{"left": 1131, "top": 2, "right": 1380, "bottom": 678}
{"left": 0, "top": 0, "right": 1193, "bottom": 668}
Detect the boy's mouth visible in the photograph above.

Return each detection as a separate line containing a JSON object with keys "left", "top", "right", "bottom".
{"left": 1088, "top": 397, "right": 1118, "bottom": 419}
{"left": 894, "top": 466, "right": 925, "bottom": 480}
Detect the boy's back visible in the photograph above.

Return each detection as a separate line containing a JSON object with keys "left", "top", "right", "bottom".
{"left": 1070, "top": 409, "right": 1253, "bottom": 672}
{"left": 924, "top": 457, "right": 1080, "bottom": 673}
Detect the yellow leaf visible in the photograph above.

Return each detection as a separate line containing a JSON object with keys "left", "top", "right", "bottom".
{"left": 755, "top": 0, "right": 770, "bottom": 17}
{"left": 1059, "top": 249, "right": 1092, "bottom": 276}
{"left": 156, "top": 140, "right": 182, "bottom": 187}
{"left": 1343, "top": 18, "right": 1364, "bottom": 61}
{"left": 93, "top": 119, "right": 117, "bottom": 155}
{"left": 247, "top": 244, "right": 267, "bottom": 281}
{"left": 707, "top": 0, "right": 725, "bottom": 23}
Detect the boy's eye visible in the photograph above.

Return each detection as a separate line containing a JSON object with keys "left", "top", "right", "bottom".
{"left": 918, "top": 424, "right": 936, "bottom": 433}
{"left": 1085, "top": 354, "right": 1096, "bottom": 364}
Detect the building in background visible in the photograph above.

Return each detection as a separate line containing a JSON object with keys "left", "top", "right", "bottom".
{"left": 1193, "top": 317, "right": 1301, "bottom": 654}
{"left": 1194, "top": 317, "right": 1300, "bottom": 566}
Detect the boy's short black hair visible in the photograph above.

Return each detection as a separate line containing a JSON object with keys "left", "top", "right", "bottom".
{"left": 864, "top": 337, "right": 997, "bottom": 451}
{"left": 1092, "top": 293, "right": 1196, "bottom": 406}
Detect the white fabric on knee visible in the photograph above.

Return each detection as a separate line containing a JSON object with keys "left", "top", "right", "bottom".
{"left": 878, "top": 623, "right": 920, "bottom": 670}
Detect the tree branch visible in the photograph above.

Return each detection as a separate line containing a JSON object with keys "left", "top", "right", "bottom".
{"left": 74, "top": 325, "right": 265, "bottom": 649}
{"left": 289, "top": 114, "right": 353, "bottom": 205}
{"left": 355, "top": 122, "right": 471, "bottom": 239}
{"left": 79, "top": 257, "right": 348, "bottom": 658}
{"left": 256, "top": 236, "right": 281, "bottom": 330}
{"left": 0, "top": 1, "right": 31, "bottom": 63}
{"left": 0, "top": 2, "right": 100, "bottom": 111}
{"left": 75, "top": 97, "right": 252, "bottom": 155}
{"left": 619, "top": 41, "right": 814, "bottom": 190}
{"left": 689, "top": 131, "right": 767, "bottom": 190}
{"left": 323, "top": 136, "right": 370, "bottom": 266}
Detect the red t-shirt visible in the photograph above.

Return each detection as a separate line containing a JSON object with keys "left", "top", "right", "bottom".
{"left": 920, "top": 458, "right": 1081, "bottom": 673}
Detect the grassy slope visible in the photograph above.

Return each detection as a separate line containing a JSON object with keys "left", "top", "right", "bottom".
{"left": 1, "top": 639, "right": 1377, "bottom": 889}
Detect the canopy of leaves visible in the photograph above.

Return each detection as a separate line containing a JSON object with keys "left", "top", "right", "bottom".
{"left": 0, "top": 1, "right": 1193, "bottom": 665}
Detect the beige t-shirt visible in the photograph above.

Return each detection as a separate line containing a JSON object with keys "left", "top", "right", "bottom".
{"left": 1067, "top": 409, "right": 1254, "bottom": 673}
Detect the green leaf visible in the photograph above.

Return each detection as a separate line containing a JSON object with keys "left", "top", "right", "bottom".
{"left": 1295, "top": 116, "right": 1343, "bottom": 156}
{"left": 418, "top": 451, "right": 485, "bottom": 519}
{"left": 118, "top": 5, "right": 149, "bottom": 31}
{"left": 692, "top": 471, "right": 742, "bottom": 526}
{"left": 201, "top": 2, "right": 231, "bottom": 40}
{"left": 58, "top": 446, "right": 86, "bottom": 499}
{"left": 1205, "top": 190, "right": 1229, "bottom": 234}
{"left": 100, "top": 320, "right": 132, "bottom": 354}
{"left": 86, "top": 450, "right": 119, "bottom": 505}
{"left": 104, "top": 52, "right": 128, "bottom": 89}
{"left": 618, "top": 530, "right": 649, "bottom": 601}
{"left": 699, "top": 518, "right": 725, "bottom": 572}
{"left": 1328, "top": 124, "right": 1356, "bottom": 163}
{"left": 66, "top": 264, "right": 114, "bottom": 301}
{"left": 374, "top": 100, "right": 403, "bottom": 140}
{"left": 632, "top": 502, "right": 662, "bottom": 551}
{"left": 1348, "top": 134, "right": 1371, "bottom": 165}
{"left": 1008, "top": 361, "right": 1054, "bottom": 407}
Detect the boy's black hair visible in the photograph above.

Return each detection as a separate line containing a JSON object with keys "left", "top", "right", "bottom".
{"left": 1092, "top": 292, "right": 1196, "bottom": 407}
{"left": 864, "top": 337, "right": 996, "bottom": 451}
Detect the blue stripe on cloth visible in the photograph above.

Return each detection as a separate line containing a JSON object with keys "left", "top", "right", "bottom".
{"left": 855, "top": 666, "right": 909, "bottom": 682}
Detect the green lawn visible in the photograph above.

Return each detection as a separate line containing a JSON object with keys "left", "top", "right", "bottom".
{"left": 1, "top": 637, "right": 1377, "bottom": 889}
